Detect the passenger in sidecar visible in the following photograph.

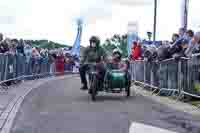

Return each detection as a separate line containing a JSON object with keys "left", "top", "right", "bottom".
{"left": 107, "top": 49, "right": 129, "bottom": 71}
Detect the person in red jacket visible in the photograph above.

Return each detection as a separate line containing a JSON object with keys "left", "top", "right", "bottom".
{"left": 56, "top": 52, "right": 65, "bottom": 75}
{"left": 131, "top": 41, "right": 142, "bottom": 60}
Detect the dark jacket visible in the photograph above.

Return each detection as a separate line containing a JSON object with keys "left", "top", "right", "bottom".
{"left": 169, "top": 44, "right": 183, "bottom": 56}
{"left": 81, "top": 44, "right": 106, "bottom": 64}
{"left": 157, "top": 45, "right": 171, "bottom": 61}
{"left": 0, "top": 41, "right": 9, "bottom": 53}
{"left": 16, "top": 44, "right": 24, "bottom": 55}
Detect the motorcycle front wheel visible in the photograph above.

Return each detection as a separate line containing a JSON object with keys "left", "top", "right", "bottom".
{"left": 89, "top": 75, "right": 98, "bottom": 101}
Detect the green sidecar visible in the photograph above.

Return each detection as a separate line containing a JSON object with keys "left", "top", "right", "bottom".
{"left": 103, "top": 69, "right": 130, "bottom": 96}
{"left": 89, "top": 63, "right": 131, "bottom": 101}
{"left": 103, "top": 63, "right": 131, "bottom": 97}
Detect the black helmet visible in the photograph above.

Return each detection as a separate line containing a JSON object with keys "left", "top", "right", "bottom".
{"left": 113, "top": 48, "right": 122, "bottom": 60}
{"left": 89, "top": 36, "right": 100, "bottom": 45}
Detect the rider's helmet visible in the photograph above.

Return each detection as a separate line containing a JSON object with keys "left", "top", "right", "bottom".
{"left": 89, "top": 36, "right": 100, "bottom": 47}
{"left": 113, "top": 49, "right": 122, "bottom": 60}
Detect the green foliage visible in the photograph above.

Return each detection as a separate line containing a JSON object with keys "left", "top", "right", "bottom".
{"left": 102, "top": 34, "right": 128, "bottom": 57}
{"left": 194, "top": 82, "right": 200, "bottom": 93}
{"left": 24, "top": 40, "right": 69, "bottom": 50}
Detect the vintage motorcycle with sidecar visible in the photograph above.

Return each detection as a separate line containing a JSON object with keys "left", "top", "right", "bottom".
{"left": 87, "top": 62, "right": 131, "bottom": 101}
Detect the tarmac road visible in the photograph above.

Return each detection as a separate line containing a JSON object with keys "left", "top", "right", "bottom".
{"left": 11, "top": 76, "right": 200, "bottom": 133}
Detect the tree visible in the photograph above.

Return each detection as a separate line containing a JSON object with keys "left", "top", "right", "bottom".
{"left": 102, "top": 34, "right": 128, "bottom": 57}
{"left": 25, "top": 39, "right": 69, "bottom": 50}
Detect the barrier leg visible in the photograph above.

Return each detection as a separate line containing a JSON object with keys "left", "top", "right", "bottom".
{"left": 155, "top": 63, "right": 162, "bottom": 96}
{"left": 143, "top": 61, "right": 146, "bottom": 88}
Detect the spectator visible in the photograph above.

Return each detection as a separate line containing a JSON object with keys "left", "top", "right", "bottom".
{"left": 131, "top": 41, "right": 142, "bottom": 60}
{"left": 49, "top": 52, "right": 56, "bottom": 75}
{"left": 56, "top": 51, "right": 65, "bottom": 75}
{"left": 169, "top": 42, "right": 185, "bottom": 58}
{"left": 32, "top": 47, "right": 40, "bottom": 59}
{"left": 179, "top": 27, "right": 186, "bottom": 38}
{"left": 143, "top": 45, "right": 158, "bottom": 61}
{"left": 16, "top": 39, "right": 25, "bottom": 55}
{"left": 64, "top": 56, "right": 71, "bottom": 71}
{"left": 24, "top": 43, "right": 32, "bottom": 63}
{"left": 185, "top": 32, "right": 200, "bottom": 57}
{"left": 172, "top": 40, "right": 188, "bottom": 59}
{"left": 31, "top": 47, "right": 41, "bottom": 74}
{"left": 170, "top": 30, "right": 187, "bottom": 57}
{"left": 36, "top": 47, "right": 41, "bottom": 54}
{"left": 171, "top": 33, "right": 179, "bottom": 44}
{"left": 141, "top": 45, "right": 147, "bottom": 59}
{"left": 73, "top": 56, "right": 80, "bottom": 73}
{"left": 9, "top": 39, "right": 17, "bottom": 55}
{"left": 157, "top": 41, "right": 171, "bottom": 61}
{"left": 0, "top": 33, "right": 3, "bottom": 53}
{"left": 130, "top": 42, "right": 137, "bottom": 59}
{"left": 185, "top": 29, "right": 194, "bottom": 42}
{"left": 40, "top": 49, "right": 48, "bottom": 66}
{"left": 171, "top": 29, "right": 190, "bottom": 50}
{"left": 5, "top": 38, "right": 14, "bottom": 53}
{"left": 0, "top": 38, "right": 9, "bottom": 53}
{"left": 170, "top": 28, "right": 187, "bottom": 48}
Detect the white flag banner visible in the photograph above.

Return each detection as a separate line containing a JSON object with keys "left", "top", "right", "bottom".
{"left": 128, "top": 22, "right": 138, "bottom": 34}
{"left": 127, "top": 21, "right": 140, "bottom": 56}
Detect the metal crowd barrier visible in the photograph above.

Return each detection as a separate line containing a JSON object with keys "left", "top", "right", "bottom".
{"left": 130, "top": 59, "right": 179, "bottom": 96}
{"left": 0, "top": 53, "right": 76, "bottom": 89}
{"left": 130, "top": 55, "right": 200, "bottom": 98}
{"left": 3, "top": 52, "right": 200, "bottom": 98}
{"left": 181, "top": 54, "right": 200, "bottom": 98}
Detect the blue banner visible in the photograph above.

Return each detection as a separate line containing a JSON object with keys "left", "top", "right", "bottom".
{"left": 142, "top": 40, "right": 162, "bottom": 46}
{"left": 70, "top": 21, "right": 82, "bottom": 59}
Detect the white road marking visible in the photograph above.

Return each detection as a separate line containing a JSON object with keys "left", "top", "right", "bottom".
{"left": 129, "top": 122, "right": 177, "bottom": 133}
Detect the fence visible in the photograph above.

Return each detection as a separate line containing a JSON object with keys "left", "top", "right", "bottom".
{"left": 130, "top": 54, "right": 200, "bottom": 98}
{"left": 0, "top": 53, "right": 76, "bottom": 88}
{"left": 2, "top": 52, "right": 200, "bottom": 98}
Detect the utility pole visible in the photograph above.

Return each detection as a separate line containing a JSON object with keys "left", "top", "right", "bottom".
{"left": 153, "top": 0, "right": 157, "bottom": 44}
{"left": 181, "top": 0, "right": 189, "bottom": 29}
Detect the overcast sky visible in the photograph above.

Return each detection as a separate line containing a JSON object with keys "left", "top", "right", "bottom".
{"left": 0, "top": 0, "right": 199, "bottom": 46}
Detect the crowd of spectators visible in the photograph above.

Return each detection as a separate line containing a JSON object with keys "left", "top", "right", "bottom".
{"left": 0, "top": 33, "right": 78, "bottom": 74}
{"left": 130, "top": 28, "right": 200, "bottom": 62}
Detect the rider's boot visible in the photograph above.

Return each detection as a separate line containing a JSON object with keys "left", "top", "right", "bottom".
{"left": 80, "top": 83, "right": 88, "bottom": 90}
{"left": 88, "top": 89, "right": 92, "bottom": 94}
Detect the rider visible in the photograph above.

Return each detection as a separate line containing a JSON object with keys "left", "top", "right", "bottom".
{"left": 79, "top": 36, "right": 107, "bottom": 90}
